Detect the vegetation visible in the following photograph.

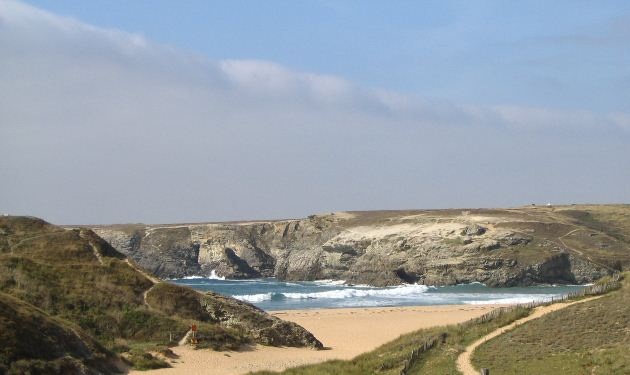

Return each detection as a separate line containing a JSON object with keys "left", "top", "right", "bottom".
{"left": 0, "top": 218, "right": 245, "bottom": 349}
{"left": 472, "top": 273, "right": 630, "bottom": 374}
{"left": 0, "top": 291, "right": 122, "bottom": 374}
{"left": 0, "top": 216, "right": 315, "bottom": 372}
{"left": 1, "top": 208, "right": 627, "bottom": 373}
{"left": 124, "top": 349, "right": 170, "bottom": 371}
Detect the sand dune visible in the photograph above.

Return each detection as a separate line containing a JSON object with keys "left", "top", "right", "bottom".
{"left": 133, "top": 304, "right": 496, "bottom": 375}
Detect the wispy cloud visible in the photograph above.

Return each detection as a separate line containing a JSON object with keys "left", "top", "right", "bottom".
{"left": 1, "top": 0, "right": 628, "bottom": 223}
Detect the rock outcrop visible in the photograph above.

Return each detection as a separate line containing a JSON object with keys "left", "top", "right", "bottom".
{"left": 92, "top": 206, "right": 630, "bottom": 287}
{"left": 199, "top": 291, "right": 322, "bottom": 348}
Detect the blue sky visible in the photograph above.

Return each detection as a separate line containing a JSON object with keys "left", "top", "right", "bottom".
{"left": 1, "top": 0, "right": 629, "bottom": 223}
{"left": 25, "top": 0, "right": 630, "bottom": 111}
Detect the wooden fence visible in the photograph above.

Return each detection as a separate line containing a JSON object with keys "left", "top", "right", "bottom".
{"left": 399, "top": 333, "right": 447, "bottom": 375}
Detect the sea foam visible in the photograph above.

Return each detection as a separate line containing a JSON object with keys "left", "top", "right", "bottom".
{"left": 234, "top": 284, "right": 430, "bottom": 303}
{"left": 177, "top": 269, "right": 225, "bottom": 280}
{"left": 208, "top": 270, "right": 226, "bottom": 280}
{"left": 464, "top": 295, "right": 554, "bottom": 305}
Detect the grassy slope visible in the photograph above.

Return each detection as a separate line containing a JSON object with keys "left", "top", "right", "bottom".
{"left": 0, "top": 291, "right": 123, "bottom": 374}
{"left": 556, "top": 205, "right": 630, "bottom": 268}
{"left": 472, "top": 274, "right": 630, "bottom": 374}
{"left": 0, "top": 216, "right": 321, "bottom": 371}
{"left": 0, "top": 217, "right": 245, "bottom": 349}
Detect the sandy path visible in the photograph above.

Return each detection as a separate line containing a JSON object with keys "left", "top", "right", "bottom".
{"left": 456, "top": 296, "right": 602, "bottom": 375}
{"left": 132, "top": 305, "right": 496, "bottom": 375}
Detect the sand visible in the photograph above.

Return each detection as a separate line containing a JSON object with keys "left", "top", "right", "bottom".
{"left": 132, "top": 304, "right": 497, "bottom": 375}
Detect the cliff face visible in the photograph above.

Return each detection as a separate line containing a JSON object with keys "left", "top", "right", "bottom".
{"left": 92, "top": 205, "right": 630, "bottom": 287}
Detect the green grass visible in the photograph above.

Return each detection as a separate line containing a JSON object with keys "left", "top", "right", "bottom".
{"left": 125, "top": 349, "right": 170, "bottom": 371}
{"left": 404, "top": 307, "right": 531, "bottom": 375}
{"left": 472, "top": 273, "right": 630, "bottom": 374}
{"left": 558, "top": 205, "right": 630, "bottom": 243}
{"left": 0, "top": 291, "right": 121, "bottom": 374}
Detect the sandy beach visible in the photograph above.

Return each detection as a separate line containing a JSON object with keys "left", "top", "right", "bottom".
{"left": 132, "top": 304, "right": 497, "bottom": 375}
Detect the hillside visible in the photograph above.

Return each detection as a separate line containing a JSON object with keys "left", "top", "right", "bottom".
{"left": 472, "top": 274, "right": 630, "bottom": 374}
{"left": 0, "top": 216, "right": 321, "bottom": 372}
{"left": 0, "top": 291, "right": 124, "bottom": 374}
{"left": 92, "top": 205, "right": 630, "bottom": 286}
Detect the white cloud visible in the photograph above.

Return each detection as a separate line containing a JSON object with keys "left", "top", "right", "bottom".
{"left": 1, "top": 0, "right": 628, "bottom": 224}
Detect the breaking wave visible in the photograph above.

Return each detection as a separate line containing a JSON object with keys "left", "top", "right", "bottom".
{"left": 234, "top": 284, "right": 430, "bottom": 303}
{"left": 177, "top": 269, "right": 225, "bottom": 280}
{"left": 171, "top": 276, "right": 586, "bottom": 310}
{"left": 464, "top": 295, "right": 555, "bottom": 305}
{"left": 312, "top": 279, "right": 347, "bottom": 286}
{"left": 208, "top": 270, "right": 226, "bottom": 280}
{"left": 179, "top": 275, "right": 205, "bottom": 280}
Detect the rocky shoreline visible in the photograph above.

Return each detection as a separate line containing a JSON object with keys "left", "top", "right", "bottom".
{"left": 91, "top": 206, "right": 629, "bottom": 287}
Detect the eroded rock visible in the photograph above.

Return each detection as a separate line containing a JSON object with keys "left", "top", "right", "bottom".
{"left": 91, "top": 208, "right": 622, "bottom": 287}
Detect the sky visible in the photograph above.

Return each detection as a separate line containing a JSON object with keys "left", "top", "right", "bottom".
{"left": 1, "top": 0, "right": 629, "bottom": 224}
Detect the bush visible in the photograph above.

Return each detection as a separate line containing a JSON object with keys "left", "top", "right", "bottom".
{"left": 126, "top": 350, "right": 170, "bottom": 371}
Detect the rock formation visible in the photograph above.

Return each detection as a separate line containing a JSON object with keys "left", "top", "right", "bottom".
{"left": 92, "top": 205, "right": 630, "bottom": 287}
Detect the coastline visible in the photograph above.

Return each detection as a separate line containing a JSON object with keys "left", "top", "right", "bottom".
{"left": 131, "top": 304, "right": 498, "bottom": 375}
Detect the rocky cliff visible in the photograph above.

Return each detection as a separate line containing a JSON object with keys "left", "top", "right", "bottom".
{"left": 92, "top": 205, "right": 630, "bottom": 287}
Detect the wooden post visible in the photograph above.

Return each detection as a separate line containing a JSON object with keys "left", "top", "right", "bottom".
{"left": 480, "top": 369, "right": 490, "bottom": 375}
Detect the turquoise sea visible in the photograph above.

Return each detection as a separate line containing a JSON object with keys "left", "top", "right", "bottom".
{"left": 172, "top": 275, "right": 586, "bottom": 311}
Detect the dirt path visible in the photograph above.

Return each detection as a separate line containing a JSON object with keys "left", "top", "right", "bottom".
{"left": 556, "top": 228, "right": 616, "bottom": 272}
{"left": 125, "top": 258, "right": 160, "bottom": 284}
{"left": 8, "top": 231, "right": 65, "bottom": 252}
{"left": 456, "top": 295, "right": 603, "bottom": 375}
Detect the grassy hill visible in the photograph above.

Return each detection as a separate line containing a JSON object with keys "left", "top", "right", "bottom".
{"left": 0, "top": 291, "right": 124, "bottom": 374}
{"left": 472, "top": 274, "right": 630, "bottom": 374}
{"left": 0, "top": 216, "right": 321, "bottom": 372}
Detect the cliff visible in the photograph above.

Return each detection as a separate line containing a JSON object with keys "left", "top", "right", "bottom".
{"left": 92, "top": 205, "right": 630, "bottom": 287}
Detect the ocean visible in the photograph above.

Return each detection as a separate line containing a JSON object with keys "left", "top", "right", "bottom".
{"left": 172, "top": 274, "right": 586, "bottom": 311}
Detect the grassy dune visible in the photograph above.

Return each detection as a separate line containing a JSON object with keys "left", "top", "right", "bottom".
{"left": 472, "top": 274, "right": 630, "bottom": 374}
{"left": 0, "top": 291, "right": 123, "bottom": 374}
{"left": 0, "top": 216, "right": 320, "bottom": 372}
{"left": 0, "top": 217, "right": 246, "bottom": 349}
